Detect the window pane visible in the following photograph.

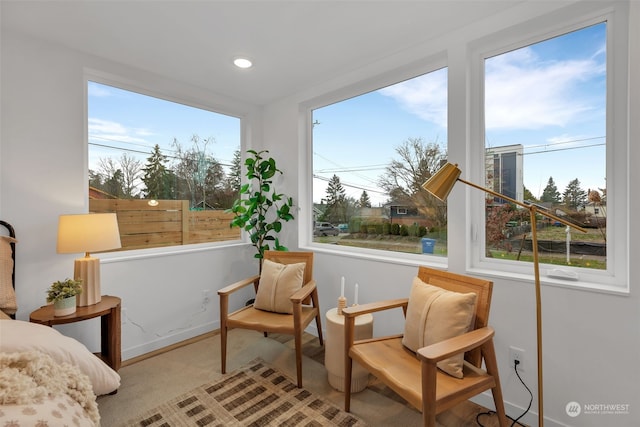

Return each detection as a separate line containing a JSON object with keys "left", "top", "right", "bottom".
{"left": 88, "top": 81, "right": 241, "bottom": 251}
{"left": 484, "top": 23, "right": 607, "bottom": 270}
{"left": 312, "top": 68, "right": 448, "bottom": 256}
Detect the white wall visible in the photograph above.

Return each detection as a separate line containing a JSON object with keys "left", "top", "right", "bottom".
{"left": 2, "top": 2, "right": 638, "bottom": 427}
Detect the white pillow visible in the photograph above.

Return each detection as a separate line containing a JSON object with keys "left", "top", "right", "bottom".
{"left": 0, "top": 320, "right": 121, "bottom": 395}
{"left": 254, "top": 259, "right": 305, "bottom": 314}
{"left": 402, "top": 277, "right": 477, "bottom": 378}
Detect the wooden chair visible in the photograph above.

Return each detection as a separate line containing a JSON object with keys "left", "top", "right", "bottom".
{"left": 343, "top": 267, "right": 507, "bottom": 427}
{"left": 218, "top": 250, "right": 323, "bottom": 387}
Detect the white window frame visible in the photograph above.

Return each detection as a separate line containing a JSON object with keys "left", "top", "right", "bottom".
{"left": 467, "top": 4, "right": 629, "bottom": 293}
{"left": 84, "top": 68, "right": 251, "bottom": 260}
{"left": 299, "top": 56, "right": 450, "bottom": 269}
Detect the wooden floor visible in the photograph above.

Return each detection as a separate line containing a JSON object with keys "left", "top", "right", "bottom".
{"left": 269, "top": 332, "right": 516, "bottom": 427}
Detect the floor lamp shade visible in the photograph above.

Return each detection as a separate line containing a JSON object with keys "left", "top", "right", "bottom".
{"left": 57, "top": 213, "right": 121, "bottom": 306}
{"left": 422, "top": 162, "right": 462, "bottom": 202}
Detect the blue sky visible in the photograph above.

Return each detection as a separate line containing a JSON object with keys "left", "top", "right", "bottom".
{"left": 89, "top": 22, "right": 606, "bottom": 208}
{"left": 88, "top": 84, "right": 241, "bottom": 177}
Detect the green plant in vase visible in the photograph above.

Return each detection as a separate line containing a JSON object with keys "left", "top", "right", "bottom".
{"left": 227, "top": 149, "right": 295, "bottom": 261}
{"left": 46, "top": 278, "right": 83, "bottom": 302}
{"left": 47, "top": 278, "right": 82, "bottom": 316}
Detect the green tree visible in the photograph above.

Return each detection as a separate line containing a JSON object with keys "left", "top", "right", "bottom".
{"left": 358, "top": 190, "right": 372, "bottom": 208}
{"left": 142, "top": 144, "right": 175, "bottom": 199}
{"left": 228, "top": 149, "right": 242, "bottom": 194}
{"left": 540, "top": 177, "right": 561, "bottom": 204}
{"left": 563, "top": 178, "right": 587, "bottom": 210}
{"left": 323, "top": 174, "right": 347, "bottom": 224}
{"left": 523, "top": 186, "right": 537, "bottom": 203}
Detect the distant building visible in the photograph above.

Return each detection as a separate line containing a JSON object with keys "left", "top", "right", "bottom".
{"left": 485, "top": 144, "right": 524, "bottom": 204}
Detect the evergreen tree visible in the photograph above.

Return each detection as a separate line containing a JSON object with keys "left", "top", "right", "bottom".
{"left": 228, "top": 149, "right": 242, "bottom": 193}
{"left": 323, "top": 175, "right": 347, "bottom": 223}
{"left": 142, "top": 144, "right": 174, "bottom": 199}
{"left": 540, "top": 177, "right": 561, "bottom": 204}
{"left": 523, "top": 186, "right": 537, "bottom": 203}
{"left": 358, "top": 190, "right": 372, "bottom": 208}
{"left": 563, "top": 178, "right": 587, "bottom": 210}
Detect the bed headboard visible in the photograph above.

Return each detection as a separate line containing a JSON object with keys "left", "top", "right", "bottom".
{"left": 1, "top": 220, "right": 17, "bottom": 319}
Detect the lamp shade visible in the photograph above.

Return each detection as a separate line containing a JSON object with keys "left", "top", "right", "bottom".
{"left": 422, "top": 162, "right": 462, "bottom": 201}
{"left": 57, "top": 213, "right": 122, "bottom": 254}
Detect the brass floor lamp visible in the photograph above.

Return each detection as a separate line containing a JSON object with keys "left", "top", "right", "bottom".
{"left": 422, "top": 162, "right": 586, "bottom": 427}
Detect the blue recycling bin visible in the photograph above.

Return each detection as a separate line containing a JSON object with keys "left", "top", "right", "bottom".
{"left": 421, "top": 238, "right": 436, "bottom": 254}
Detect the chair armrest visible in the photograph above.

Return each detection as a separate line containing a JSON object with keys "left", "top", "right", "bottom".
{"left": 218, "top": 274, "right": 261, "bottom": 296}
{"left": 290, "top": 279, "right": 317, "bottom": 303}
{"left": 342, "top": 298, "right": 409, "bottom": 318}
{"left": 417, "top": 326, "right": 495, "bottom": 363}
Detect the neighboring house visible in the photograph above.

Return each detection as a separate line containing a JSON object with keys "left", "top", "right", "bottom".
{"left": 387, "top": 204, "right": 431, "bottom": 228}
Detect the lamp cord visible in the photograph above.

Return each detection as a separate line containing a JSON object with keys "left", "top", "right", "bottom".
{"left": 476, "top": 360, "right": 532, "bottom": 427}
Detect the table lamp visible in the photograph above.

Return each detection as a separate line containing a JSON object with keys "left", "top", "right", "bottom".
{"left": 57, "top": 213, "right": 122, "bottom": 306}
{"left": 422, "top": 162, "right": 586, "bottom": 427}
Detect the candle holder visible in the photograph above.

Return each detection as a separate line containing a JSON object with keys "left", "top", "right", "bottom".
{"left": 337, "top": 296, "right": 347, "bottom": 315}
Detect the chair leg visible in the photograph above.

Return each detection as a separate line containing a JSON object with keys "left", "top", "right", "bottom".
{"left": 294, "top": 330, "right": 303, "bottom": 388}
{"left": 421, "top": 359, "right": 438, "bottom": 427}
{"left": 221, "top": 326, "right": 227, "bottom": 374}
{"left": 344, "top": 355, "right": 353, "bottom": 412}
{"left": 482, "top": 340, "right": 509, "bottom": 427}
{"left": 315, "top": 311, "right": 324, "bottom": 346}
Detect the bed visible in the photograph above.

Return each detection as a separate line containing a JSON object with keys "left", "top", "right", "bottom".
{"left": 1, "top": 220, "right": 120, "bottom": 426}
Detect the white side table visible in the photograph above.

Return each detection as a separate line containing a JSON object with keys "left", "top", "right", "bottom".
{"left": 324, "top": 307, "right": 373, "bottom": 393}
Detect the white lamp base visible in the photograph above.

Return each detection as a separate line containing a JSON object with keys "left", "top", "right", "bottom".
{"left": 74, "top": 256, "right": 102, "bottom": 306}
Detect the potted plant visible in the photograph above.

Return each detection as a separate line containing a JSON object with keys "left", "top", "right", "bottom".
{"left": 46, "top": 278, "right": 82, "bottom": 316}
{"left": 227, "top": 149, "right": 295, "bottom": 263}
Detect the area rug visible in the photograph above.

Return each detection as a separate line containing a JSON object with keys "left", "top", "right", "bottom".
{"left": 124, "top": 358, "right": 367, "bottom": 426}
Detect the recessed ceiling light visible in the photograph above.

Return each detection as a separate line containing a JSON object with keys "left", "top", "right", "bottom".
{"left": 233, "top": 58, "right": 253, "bottom": 69}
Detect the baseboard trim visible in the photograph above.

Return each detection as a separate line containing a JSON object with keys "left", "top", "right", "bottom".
{"left": 122, "top": 326, "right": 220, "bottom": 366}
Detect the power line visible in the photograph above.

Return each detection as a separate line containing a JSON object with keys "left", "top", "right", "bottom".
{"left": 313, "top": 174, "right": 386, "bottom": 195}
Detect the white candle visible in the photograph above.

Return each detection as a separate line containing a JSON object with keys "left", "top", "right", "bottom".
{"left": 354, "top": 283, "right": 359, "bottom": 305}
{"left": 341, "top": 276, "right": 345, "bottom": 297}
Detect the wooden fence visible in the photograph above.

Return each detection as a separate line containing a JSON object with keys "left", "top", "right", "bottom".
{"left": 89, "top": 199, "right": 240, "bottom": 251}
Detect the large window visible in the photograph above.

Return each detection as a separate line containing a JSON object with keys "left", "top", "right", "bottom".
{"left": 311, "top": 68, "right": 448, "bottom": 257}
{"left": 87, "top": 81, "right": 241, "bottom": 251}
{"left": 482, "top": 23, "right": 607, "bottom": 272}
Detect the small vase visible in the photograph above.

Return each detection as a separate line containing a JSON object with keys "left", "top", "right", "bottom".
{"left": 54, "top": 296, "right": 77, "bottom": 317}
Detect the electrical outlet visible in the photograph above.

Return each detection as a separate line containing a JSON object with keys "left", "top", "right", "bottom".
{"left": 202, "top": 290, "right": 211, "bottom": 304}
{"left": 121, "top": 308, "right": 128, "bottom": 324}
{"left": 509, "top": 346, "right": 525, "bottom": 370}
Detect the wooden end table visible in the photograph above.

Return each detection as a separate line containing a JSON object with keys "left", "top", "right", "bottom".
{"left": 30, "top": 295, "right": 122, "bottom": 371}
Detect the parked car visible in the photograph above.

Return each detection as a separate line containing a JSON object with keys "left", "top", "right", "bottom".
{"left": 314, "top": 222, "right": 340, "bottom": 236}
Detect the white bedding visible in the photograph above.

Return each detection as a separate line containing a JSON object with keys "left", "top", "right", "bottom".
{"left": 0, "top": 320, "right": 122, "bottom": 426}
{"left": 0, "top": 351, "right": 99, "bottom": 426}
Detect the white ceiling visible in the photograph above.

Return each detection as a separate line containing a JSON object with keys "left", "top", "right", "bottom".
{"left": 2, "top": 1, "right": 518, "bottom": 106}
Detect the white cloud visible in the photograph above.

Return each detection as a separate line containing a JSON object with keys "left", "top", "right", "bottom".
{"left": 485, "top": 46, "right": 603, "bottom": 130}
{"left": 378, "top": 69, "right": 447, "bottom": 127}
{"left": 88, "top": 118, "right": 149, "bottom": 144}
{"left": 376, "top": 46, "right": 604, "bottom": 132}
